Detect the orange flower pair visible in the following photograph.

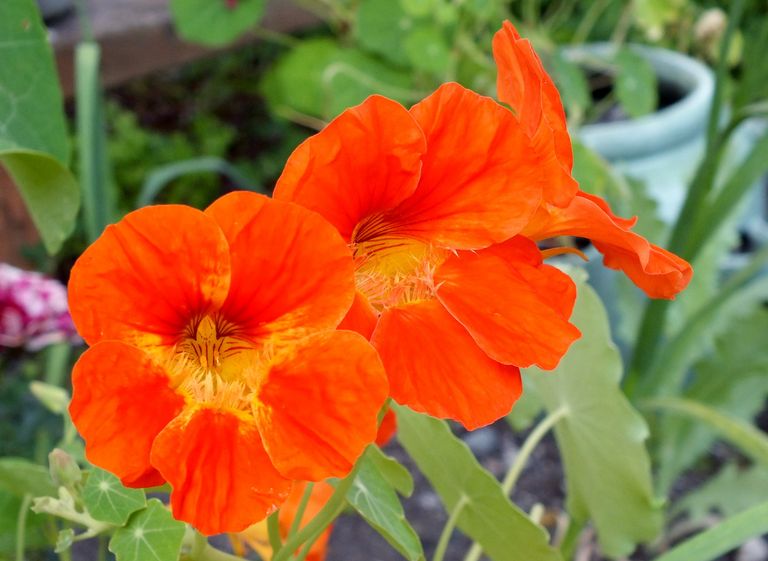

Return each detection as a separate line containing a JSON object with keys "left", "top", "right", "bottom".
{"left": 68, "top": 194, "right": 388, "bottom": 535}
{"left": 67, "top": 20, "right": 691, "bottom": 537}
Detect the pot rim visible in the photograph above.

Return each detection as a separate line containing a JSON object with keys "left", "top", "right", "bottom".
{"left": 565, "top": 43, "right": 715, "bottom": 160}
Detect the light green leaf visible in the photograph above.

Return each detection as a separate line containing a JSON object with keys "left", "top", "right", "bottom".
{"left": 367, "top": 446, "right": 414, "bottom": 497}
{"left": 55, "top": 528, "right": 75, "bottom": 553}
{"left": 346, "top": 447, "right": 424, "bottom": 561}
{"left": 505, "top": 385, "right": 543, "bottom": 432}
{"left": 170, "top": 0, "right": 265, "bottom": 46}
{"left": 395, "top": 405, "right": 562, "bottom": 561}
{"left": 0, "top": 0, "right": 79, "bottom": 254}
{"left": 550, "top": 50, "right": 590, "bottom": 124}
{"left": 644, "top": 397, "right": 768, "bottom": 468}
{"left": 0, "top": 490, "right": 48, "bottom": 555}
{"left": 403, "top": 25, "right": 452, "bottom": 78}
{"left": 261, "top": 38, "right": 414, "bottom": 121}
{"left": 527, "top": 279, "right": 662, "bottom": 558}
{"left": 614, "top": 48, "right": 657, "bottom": 119}
{"left": 0, "top": 458, "right": 56, "bottom": 498}
{"left": 109, "top": 499, "right": 186, "bottom": 561}
{"left": 82, "top": 468, "right": 146, "bottom": 525}
{"left": 653, "top": 501, "right": 768, "bottom": 561}
{"left": 399, "top": 0, "right": 435, "bottom": 17}
{"left": 675, "top": 464, "right": 768, "bottom": 523}
{"left": 355, "top": 0, "right": 414, "bottom": 66}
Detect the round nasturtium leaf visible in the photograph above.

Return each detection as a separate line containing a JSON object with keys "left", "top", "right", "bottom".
{"left": 170, "top": 0, "right": 265, "bottom": 46}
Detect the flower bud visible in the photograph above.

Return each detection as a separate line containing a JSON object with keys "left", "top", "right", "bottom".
{"left": 30, "top": 381, "right": 70, "bottom": 414}
{"left": 49, "top": 448, "right": 82, "bottom": 489}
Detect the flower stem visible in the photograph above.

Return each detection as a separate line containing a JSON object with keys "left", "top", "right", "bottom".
{"left": 15, "top": 494, "right": 32, "bottom": 561}
{"left": 433, "top": 496, "right": 468, "bottom": 561}
{"left": 267, "top": 510, "right": 283, "bottom": 555}
{"left": 272, "top": 461, "right": 362, "bottom": 561}
{"left": 287, "top": 482, "right": 314, "bottom": 538}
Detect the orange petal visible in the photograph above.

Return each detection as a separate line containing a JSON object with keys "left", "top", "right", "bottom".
{"left": 435, "top": 236, "right": 580, "bottom": 370}
{"left": 205, "top": 192, "right": 356, "bottom": 336}
{"left": 523, "top": 192, "right": 693, "bottom": 299}
{"left": 337, "top": 291, "right": 379, "bottom": 339}
{"left": 375, "top": 408, "right": 397, "bottom": 447}
{"left": 68, "top": 205, "right": 231, "bottom": 347}
{"left": 256, "top": 331, "right": 388, "bottom": 480}
{"left": 273, "top": 95, "right": 426, "bottom": 242}
{"left": 492, "top": 21, "right": 577, "bottom": 206}
{"left": 150, "top": 407, "right": 292, "bottom": 535}
{"left": 372, "top": 299, "right": 522, "bottom": 430}
{"left": 399, "top": 82, "right": 543, "bottom": 249}
{"left": 69, "top": 342, "right": 185, "bottom": 487}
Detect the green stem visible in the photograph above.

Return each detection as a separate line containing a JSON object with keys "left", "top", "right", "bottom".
{"left": 434, "top": 496, "right": 468, "bottom": 561}
{"left": 287, "top": 483, "right": 314, "bottom": 538}
{"left": 197, "top": 543, "right": 247, "bottom": 561}
{"left": 272, "top": 462, "right": 362, "bottom": 561}
{"left": 502, "top": 406, "right": 569, "bottom": 495}
{"left": 464, "top": 407, "right": 569, "bottom": 561}
{"left": 522, "top": 0, "right": 539, "bottom": 26}
{"left": 72, "top": 0, "right": 94, "bottom": 42}
{"left": 610, "top": 0, "right": 634, "bottom": 46}
{"left": 44, "top": 343, "right": 70, "bottom": 387}
{"left": 267, "top": 510, "right": 283, "bottom": 555}
{"left": 571, "top": 0, "right": 610, "bottom": 44}
{"left": 558, "top": 518, "right": 585, "bottom": 560}
{"left": 97, "top": 534, "right": 107, "bottom": 561}
{"left": 15, "top": 494, "right": 32, "bottom": 561}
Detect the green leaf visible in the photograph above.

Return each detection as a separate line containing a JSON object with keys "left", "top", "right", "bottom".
{"left": 655, "top": 308, "right": 768, "bottom": 491}
{"left": 0, "top": 0, "right": 79, "bottom": 254}
{"left": 170, "top": 0, "right": 265, "bottom": 46}
{"left": 55, "top": 528, "right": 75, "bottom": 553}
{"left": 399, "top": 0, "right": 435, "bottom": 17}
{"left": 395, "top": 406, "right": 562, "bottom": 561}
{"left": 653, "top": 500, "right": 768, "bottom": 561}
{"left": 614, "top": 48, "right": 657, "bottom": 119}
{"left": 403, "top": 25, "right": 452, "bottom": 78}
{"left": 109, "top": 499, "right": 186, "bottom": 561}
{"left": 367, "top": 446, "right": 414, "bottom": 497}
{"left": 0, "top": 491, "right": 48, "bottom": 555}
{"left": 346, "top": 447, "right": 424, "bottom": 561}
{"left": 82, "top": 468, "right": 146, "bottom": 525}
{"left": 675, "top": 464, "right": 768, "bottom": 523}
{"left": 644, "top": 397, "right": 768, "bottom": 468}
{"left": 0, "top": 458, "right": 56, "bottom": 498}
{"left": 355, "top": 0, "right": 414, "bottom": 66}
{"left": 527, "top": 279, "right": 662, "bottom": 558}
{"left": 550, "top": 51, "right": 590, "bottom": 124}
{"left": 261, "top": 38, "right": 414, "bottom": 121}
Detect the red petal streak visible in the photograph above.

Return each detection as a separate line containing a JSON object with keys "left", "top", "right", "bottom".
{"left": 256, "top": 331, "right": 388, "bottom": 480}
{"left": 69, "top": 342, "right": 184, "bottom": 487}
{"left": 273, "top": 95, "right": 426, "bottom": 241}
{"left": 150, "top": 408, "right": 292, "bottom": 535}
{"left": 372, "top": 299, "right": 522, "bottom": 430}
{"left": 435, "top": 237, "right": 580, "bottom": 370}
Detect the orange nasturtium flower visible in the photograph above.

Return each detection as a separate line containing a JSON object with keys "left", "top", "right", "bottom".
{"left": 274, "top": 84, "right": 581, "bottom": 430}
{"left": 493, "top": 21, "right": 693, "bottom": 298}
{"left": 67, "top": 192, "right": 388, "bottom": 535}
{"left": 237, "top": 482, "right": 335, "bottom": 561}
{"left": 274, "top": 22, "right": 692, "bottom": 431}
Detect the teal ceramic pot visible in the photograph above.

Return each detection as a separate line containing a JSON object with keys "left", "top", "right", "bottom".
{"left": 568, "top": 44, "right": 715, "bottom": 224}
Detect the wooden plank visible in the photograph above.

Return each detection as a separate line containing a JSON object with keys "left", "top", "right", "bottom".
{"left": 50, "top": 0, "right": 319, "bottom": 95}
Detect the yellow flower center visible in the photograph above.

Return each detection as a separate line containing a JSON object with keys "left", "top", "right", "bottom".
{"left": 351, "top": 214, "right": 446, "bottom": 310}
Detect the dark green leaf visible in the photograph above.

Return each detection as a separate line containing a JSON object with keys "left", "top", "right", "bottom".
{"left": 0, "top": 491, "right": 48, "bottom": 555}
{"left": 0, "top": 0, "right": 79, "bottom": 253}
{"left": 346, "top": 448, "right": 423, "bottom": 561}
{"left": 0, "top": 458, "right": 56, "bottom": 498}
{"left": 614, "top": 48, "right": 657, "bottom": 119}
{"left": 527, "top": 276, "right": 662, "bottom": 558}
{"left": 170, "top": 0, "right": 265, "bottom": 46}
{"left": 82, "top": 468, "right": 146, "bottom": 525}
{"left": 395, "top": 406, "right": 562, "bottom": 561}
{"left": 109, "top": 499, "right": 186, "bottom": 561}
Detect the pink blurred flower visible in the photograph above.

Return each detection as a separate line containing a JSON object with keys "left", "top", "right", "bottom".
{"left": 0, "top": 263, "right": 79, "bottom": 351}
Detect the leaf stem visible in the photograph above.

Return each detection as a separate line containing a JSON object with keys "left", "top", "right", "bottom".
{"left": 15, "top": 494, "right": 32, "bottom": 561}
{"left": 502, "top": 406, "right": 570, "bottom": 496}
{"left": 287, "top": 483, "right": 314, "bottom": 538}
{"left": 433, "top": 496, "right": 468, "bottom": 561}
